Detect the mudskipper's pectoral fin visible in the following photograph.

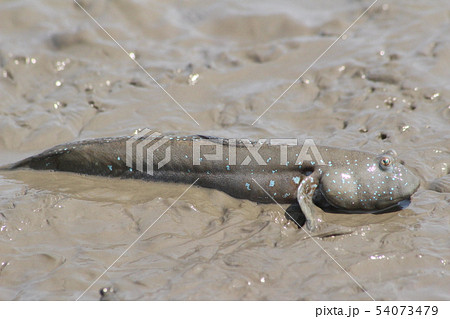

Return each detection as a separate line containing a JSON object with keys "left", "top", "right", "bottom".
{"left": 296, "top": 176, "right": 324, "bottom": 231}
{"left": 296, "top": 176, "right": 353, "bottom": 237}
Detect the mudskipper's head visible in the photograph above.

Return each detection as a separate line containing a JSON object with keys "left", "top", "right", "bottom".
{"left": 320, "top": 149, "right": 420, "bottom": 212}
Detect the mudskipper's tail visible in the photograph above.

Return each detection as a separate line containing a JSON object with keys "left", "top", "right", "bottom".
{"left": 0, "top": 163, "right": 14, "bottom": 170}
{"left": 0, "top": 137, "right": 130, "bottom": 177}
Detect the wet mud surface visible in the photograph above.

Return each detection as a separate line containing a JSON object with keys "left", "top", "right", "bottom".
{"left": 0, "top": 0, "right": 448, "bottom": 300}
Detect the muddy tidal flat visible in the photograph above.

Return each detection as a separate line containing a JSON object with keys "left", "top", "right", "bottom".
{"left": 0, "top": 0, "right": 449, "bottom": 300}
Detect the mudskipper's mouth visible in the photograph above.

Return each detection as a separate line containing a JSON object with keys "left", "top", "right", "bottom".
{"left": 316, "top": 185, "right": 412, "bottom": 214}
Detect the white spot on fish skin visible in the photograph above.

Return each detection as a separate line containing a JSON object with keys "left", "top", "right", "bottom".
{"left": 117, "top": 156, "right": 121, "bottom": 161}
{"left": 107, "top": 165, "right": 112, "bottom": 171}
{"left": 226, "top": 165, "right": 230, "bottom": 171}
{"left": 292, "top": 176, "right": 300, "bottom": 184}
{"left": 266, "top": 157, "right": 272, "bottom": 163}
{"left": 245, "top": 182, "right": 251, "bottom": 191}
{"left": 269, "top": 180, "right": 275, "bottom": 187}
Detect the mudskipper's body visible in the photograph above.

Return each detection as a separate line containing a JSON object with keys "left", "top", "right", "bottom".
{"left": 3, "top": 134, "right": 420, "bottom": 233}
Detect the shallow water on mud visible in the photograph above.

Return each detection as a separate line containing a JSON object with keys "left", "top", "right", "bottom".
{"left": 0, "top": 0, "right": 449, "bottom": 300}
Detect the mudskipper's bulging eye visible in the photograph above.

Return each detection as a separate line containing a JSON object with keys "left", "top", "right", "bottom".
{"left": 379, "top": 156, "right": 392, "bottom": 170}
